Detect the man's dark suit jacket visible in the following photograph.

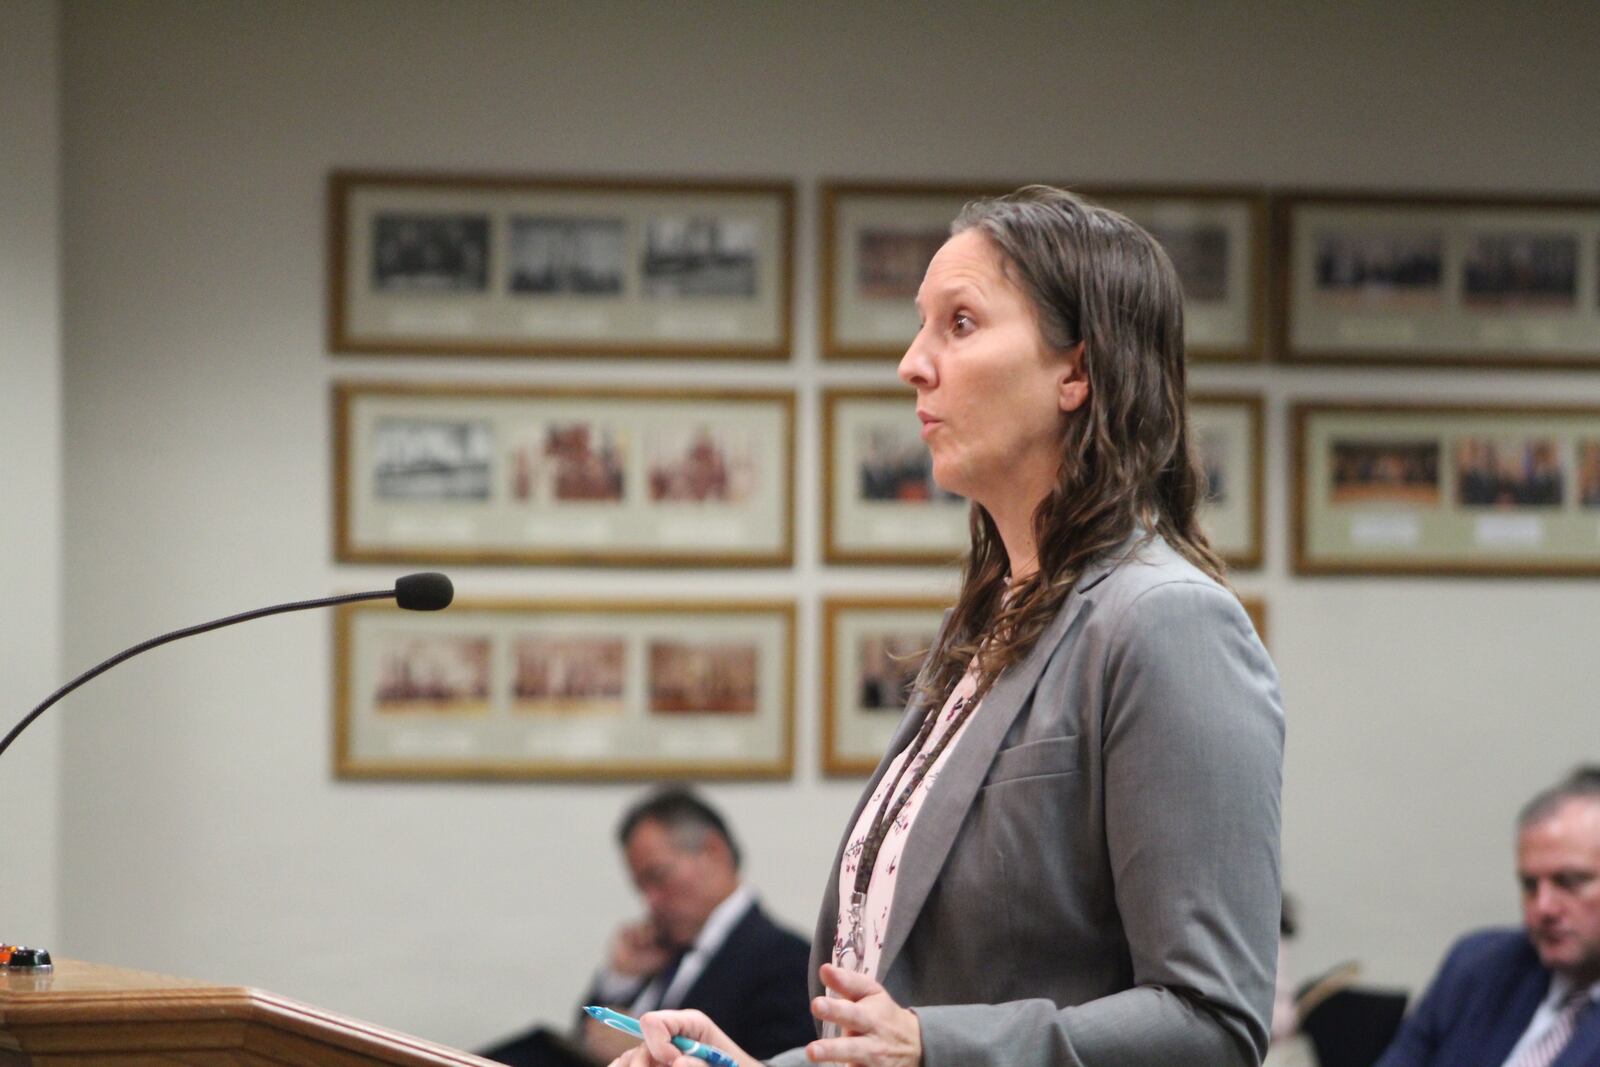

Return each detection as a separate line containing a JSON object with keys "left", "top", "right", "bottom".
{"left": 1375, "top": 928, "right": 1600, "bottom": 1067}
{"left": 605, "top": 899, "right": 814, "bottom": 1060}
{"left": 482, "top": 899, "right": 812, "bottom": 1067}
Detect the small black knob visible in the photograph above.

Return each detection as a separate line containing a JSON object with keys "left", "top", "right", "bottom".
{"left": 4, "top": 947, "right": 51, "bottom": 969}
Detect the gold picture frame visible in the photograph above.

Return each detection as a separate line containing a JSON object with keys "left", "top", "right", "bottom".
{"left": 329, "top": 170, "right": 794, "bottom": 359}
{"left": 822, "top": 387, "right": 1264, "bottom": 569}
{"left": 1273, "top": 190, "right": 1600, "bottom": 368}
{"left": 1294, "top": 401, "right": 1600, "bottom": 575}
{"left": 821, "top": 592, "right": 1264, "bottom": 778}
{"left": 1239, "top": 596, "right": 1268, "bottom": 647}
{"left": 821, "top": 596, "right": 946, "bottom": 776}
{"left": 334, "top": 381, "right": 795, "bottom": 567}
{"left": 821, "top": 387, "right": 968, "bottom": 566}
{"left": 820, "top": 180, "right": 1268, "bottom": 361}
{"left": 335, "top": 598, "right": 795, "bottom": 780}
{"left": 1193, "top": 392, "right": 1266, "bottom": 570}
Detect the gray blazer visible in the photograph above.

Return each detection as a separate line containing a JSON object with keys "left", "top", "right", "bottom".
{"left": 772, "top": 535, "right": 1283, "bottom": 1067}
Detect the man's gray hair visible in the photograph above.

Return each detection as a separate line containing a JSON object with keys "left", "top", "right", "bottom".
{"left": 617, "top": 787, "right": 742, "bottom": 869}
{"left": 1517, "top": 765, "right": 1600, "bottom": 830}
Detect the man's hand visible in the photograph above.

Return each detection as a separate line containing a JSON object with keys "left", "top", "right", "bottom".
{"left": 609, "top": 919, "right": 671, "bottom": 978}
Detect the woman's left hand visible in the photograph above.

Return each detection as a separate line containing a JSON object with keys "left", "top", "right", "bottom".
{"left": 806, "top": 963, "right": 922, "bottom": 1066}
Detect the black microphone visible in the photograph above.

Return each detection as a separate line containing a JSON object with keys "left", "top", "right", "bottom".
{"left": 394, "top": 571, "right": 454, "bottom": 611}
{"left": 0, "top": 572, "right": 453, "bottom": 761}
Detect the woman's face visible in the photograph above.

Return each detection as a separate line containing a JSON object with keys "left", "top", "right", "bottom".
{"left": 898, "top": 229, "right": 1084, "bottom": 517}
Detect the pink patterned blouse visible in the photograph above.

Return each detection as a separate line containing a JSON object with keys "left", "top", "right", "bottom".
{"left": 832, "top": 666, "right": 981, "bottom": 979}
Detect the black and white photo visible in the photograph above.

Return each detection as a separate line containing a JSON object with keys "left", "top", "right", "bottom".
{"left": 371, "top": 417, "right": 493, "bottom": 500}
{"left": 371, "top": 212, "right": 490, "bottom": 293}
{"left": 1145, "top": 221, "right": 1230, "bottom": 302}
{"left": 641, "top": 215, "right": 759, "bottom": 298}
{"left": 507, "top": 215, "right": 625, "bottom": 296}
{"left": 331, "top": 172, "right": 792, "bottom": 357}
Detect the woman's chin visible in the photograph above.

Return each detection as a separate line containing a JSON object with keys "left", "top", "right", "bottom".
{"left": 928, "top": 462, "right": 966, "bottom": 500}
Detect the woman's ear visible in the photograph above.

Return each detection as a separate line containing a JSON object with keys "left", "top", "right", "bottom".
{"left": 1057, "top": 342, "right": 1089, "bottom": 413}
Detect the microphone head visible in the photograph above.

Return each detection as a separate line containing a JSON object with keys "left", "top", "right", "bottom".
{"left": 395, "top": 572, "right": 454, "bottom": 611}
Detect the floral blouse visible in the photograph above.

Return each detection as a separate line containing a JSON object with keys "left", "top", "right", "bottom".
{"left": 832, "top": 666, "right": 981, "bottom": 979}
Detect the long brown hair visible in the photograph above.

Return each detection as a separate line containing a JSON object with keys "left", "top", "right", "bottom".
{"left": 915, "top": 185, "right": 1226, "bottom": 708}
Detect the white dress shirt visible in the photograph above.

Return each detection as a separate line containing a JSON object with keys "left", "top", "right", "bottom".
{"left": 1497, "top": 974, "right": 1600, "bottom": 1067}
{"left": 592, "top": 883, "right": 757, "bottom": 1013}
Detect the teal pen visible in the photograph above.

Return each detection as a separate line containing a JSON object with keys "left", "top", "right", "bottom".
{"left": 583, "top": 1005, "right": 738, "bottom": 1067}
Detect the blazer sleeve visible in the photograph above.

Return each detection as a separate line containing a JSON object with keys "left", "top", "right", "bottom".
{"left": 915, "top": 579, "right": 1284, "bottom": 1067}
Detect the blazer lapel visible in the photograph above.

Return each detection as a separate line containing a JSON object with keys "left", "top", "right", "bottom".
{"left": 1482, "top": 964, "right": 1552, "bottom": 1067}
{"left": 874, "top": 550, "right": 1125, "bottom": 986}
{"left": 802, "top": 613, "right": 958, "bottom": 991}
{"left": 1552, "top": 997, "right": 1600, "bottom": 1067}
{"left": 677, "top": 899, "right": 758, "bottom": 1008}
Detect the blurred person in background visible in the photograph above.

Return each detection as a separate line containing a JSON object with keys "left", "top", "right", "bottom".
{"left": 1375, "top": 767, "right": 1600, "bottom": 1067}
{"left": 483, "top": 789, "right": 811, "bottom": 1067}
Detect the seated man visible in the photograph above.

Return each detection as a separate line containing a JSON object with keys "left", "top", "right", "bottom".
{"left": 482, "top": 788, "right": 813, "bottom": 1066}
{"left": 1376, "top": 767, "right": 1600, "bottom": 1067}
{"left": 579, "top": 788, "right": 813, "bottom": 1060}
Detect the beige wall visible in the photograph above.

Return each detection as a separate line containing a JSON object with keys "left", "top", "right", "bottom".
{"left": 31, "top": 0, "right": 1600, "bottom": 1052}
{"left": 1, "top": 0, "right": 62, "bottom": 950}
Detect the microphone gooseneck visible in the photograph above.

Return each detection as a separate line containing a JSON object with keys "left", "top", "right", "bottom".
{"left": 0, "top": 573, "right": 453, "bottom": 761}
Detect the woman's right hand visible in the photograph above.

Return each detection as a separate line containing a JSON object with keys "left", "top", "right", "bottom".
{"left": 605, "top": 1009, "right": 761, "bottom": 1067}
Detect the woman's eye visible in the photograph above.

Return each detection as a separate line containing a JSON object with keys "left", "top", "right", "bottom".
{"left": 952, "top": 312, "right": 975, "bottom": 334}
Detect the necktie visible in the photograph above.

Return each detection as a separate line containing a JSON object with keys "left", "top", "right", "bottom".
{"left": 1507, "top": 991, "right": 1591, "bottom": 1067}
{"left": 635, "top": 949, "right": 690, "bottom": 1012}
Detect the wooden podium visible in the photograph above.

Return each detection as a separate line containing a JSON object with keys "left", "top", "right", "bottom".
{"left": 0, "top": 958, "right": 497, "bottom": 1066}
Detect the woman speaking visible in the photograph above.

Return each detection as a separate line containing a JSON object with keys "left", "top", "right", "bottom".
{"left": 615, "top": 186, "right": 1284, "bottom": 1067}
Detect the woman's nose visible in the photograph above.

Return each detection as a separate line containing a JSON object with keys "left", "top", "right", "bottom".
{"left": 898, "top": 333, "right": 935, "bottom": 388}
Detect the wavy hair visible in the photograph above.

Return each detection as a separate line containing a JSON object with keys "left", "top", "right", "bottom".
{"left": 914, "top": 185, "right": 1227, "bottom": 708}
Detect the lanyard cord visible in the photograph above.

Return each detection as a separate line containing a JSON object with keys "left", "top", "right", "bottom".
{"left": 850, "top": 672, "right": 993, "bottom": 900}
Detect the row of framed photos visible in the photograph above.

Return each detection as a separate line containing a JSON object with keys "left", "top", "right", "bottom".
{"left": 334, "top": 381, "right": 1262, "bottom": 570}
{"left": 338, "top": 380, "right": 1600, "bottom": 576}
{"left": 335, "top": 594, "right": 1269, "bottom": 780}
{"left": 329, "top": 171, "right": 1600, "bottom": 368}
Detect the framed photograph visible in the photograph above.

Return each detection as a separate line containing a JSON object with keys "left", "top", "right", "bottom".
{"left": 1192, "top": 393, "right": 1266, "bottom": 569}
{"left": 334, "top": 381, "right": 794, "bottom": 566}
{"left": 822, "top": 388, "right": 969, "bottom": 565}
{"left": 335, "top": 598, "right": 794, "bottom": 779}
{"left": 820, "top": 181, "right": 1267, "bottom": 361}
{"left": 820, "top": 591, "right": 1266, "bottom": 776}
{"left": 821, "top": 596, "right": 947, "bottom": 775}
{"left": 1274, "top": 191, "right": 1600, "bottom": 367}
{"left": 823, "top": 388, "right": 1263, "bottom": 568}
{"left": 1238, "top": 596, "right": 1268, "bottom": 647}
{"left": 1294, "top": 402, "right": 1600, "bottom": 575}
{"left": 328, "top": 171, "right": 794, "bottom": 358}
